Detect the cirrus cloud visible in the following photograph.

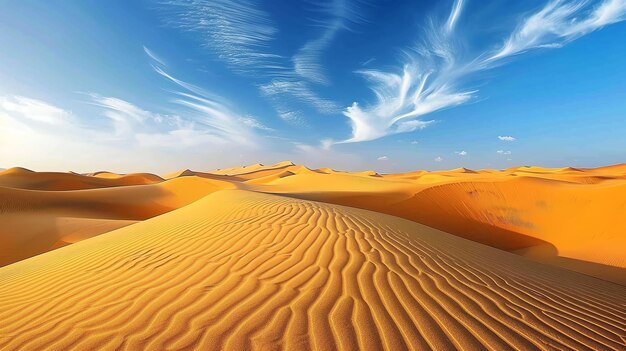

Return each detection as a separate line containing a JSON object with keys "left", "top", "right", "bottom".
{"left": 339, "top": 0, "right": 626, "bottom": 144}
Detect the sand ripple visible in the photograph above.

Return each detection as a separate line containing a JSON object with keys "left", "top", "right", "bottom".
{"left": 0, "top": 190, "right": 625, "bottom": 350}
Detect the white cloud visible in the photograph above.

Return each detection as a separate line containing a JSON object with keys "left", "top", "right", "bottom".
{"left": 275, "top": 109, "right": 303, "bottom": 123}
{"left": 292, "top": 0, "right": 370, "bottom": 85}
{"left": 498, "top": 135, "right": 516, "bottom": 141}
{"left": 339, "top": 61, "right": 468, "bottom": 143}
{"left": 489, "top": 0, "right": 626, "bottom": 61}
{"left": 295, "top": 139, "right": 335, "bottom": 153}
{"left": 377, "top": 156, "right": 388, "bottom": 161}
{"left": 293, "top": 37, "right": 333, "bottom": 85}
{"left": 435, "top": 156, "right": 443, "bottom": 162}
{"left": 338, "top": 0, "right": 473, "bottom": 144}
{"left": 0, "top": 47, "right": 274, "bottom": 171}
{"left": 410, "top": 140, "right": 419, "bottom": 144}
{"left": 0, "top": 96, "right": 74, "bottom": 125}
{"left": 143, "top": 46, "right": 166, "bottom": 66}
{"left": 361, "top": 57, "right": 376, "bottom": 66}
{"left": 0, "top": 96, "right": 125, "bottom": 170}
{"left": 291, "top": 140, "right": 364, "bottom": 170}
{"left": 158, "top": 0, "right": 280, "bottom": 75}
{"left": 260, "top": 79, "right": 340, "bottom": 114}
{"left": 293, "top": 143, "right": 315, "bottom": 153}
{"left": 497, "top": 150, "right": 512, "bottom": 155}
{"left": 89, "top": 94, "right": 164, "bottom": 136}
{"left": 147, "top": 57, "right": 270, "bottom": 146}
{"left": 240, "top": 117, "right": 273, "bottom": 131}
{"left": 157, "top": 1, "right": 350, "bottom": 121}
{"left": 0, "top": 93, "right": 271, "bottom": 172}
{"left": 445, "top": 0, "right": 465, "bottom": 33}
{"left": 340, "top": 0, "right": 626, "bottom": 144}
{"left": 455, "top": 150, "right": 467, "bottom": 156}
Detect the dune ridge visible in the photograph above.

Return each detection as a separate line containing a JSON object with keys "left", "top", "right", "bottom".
{"left": 1, "top": 190, "right": 625, "bottom": 350}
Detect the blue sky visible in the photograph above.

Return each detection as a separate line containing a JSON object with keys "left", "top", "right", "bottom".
{"left": 1, "top": 0, "right": 625, "bottom": 173}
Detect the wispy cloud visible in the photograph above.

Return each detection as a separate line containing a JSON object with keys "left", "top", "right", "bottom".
{"left": 293, "top": 0, "right": 370, "bottom": 85}
{"left": 339, "top": 62, "right": 459, "bottom": 143}
{"left": 377, "top": 155, "right": 388, "bottom": 161}
{"left": 91, "top": 90, "right": 265, "bottom": 148}
{"left": 340, "top": 0, "right": 626, "bottom": 144}
{"left": 497, "top": 150, "right": 512, "bottom": 155}
{"left": 89, "top": 94, "right": 165, "bottom": 136}
{"left": 240, "top": 116, "right": 273, "bottom": 131}
{"left": 0, "top": 94, "right": 267, "bottom": 171}
{"left": 455, "top": 150, "right": 467, "bottom": 156}
{"left": 143, "top": 46, "right": 166, "bottom": 66}
{"left": 275, "top": 108, "right": 305, "bottom": 124}
{"left": 144, "top": 46, "right": 273, "bottom": 145}
{"left": 157, "top": 0, "right": 353, "bottom": 123}
{"left": 158, "top": 0, "right": 280, "bottom": 75}
{"left": 361, "top": 57, "right": 376, "bottom": 66}
{"left": 0, "top": 45, "right": 273, "bottom": 171}
{"left": 489, "top": 0, "right": 626, "bottom": 61}
{"left": 261, "top": 0, "right": 371, "bottom": 120}
{"left": 498, "top": 135, "right": 516, "bottom": 141}
{"left": 159, "top": 94, "right": 260, "bottom": 146}
{"left": 435, "top": 156, "right": 443, "bottom": 162}
{"left": 445, "top": 0, "right": 465, "bottom": 33}
{"left": 260, "top": 79, "right": 341, "bottom": 114}
{"left": 0, "top": 96, "right": 74, "bottom": 125}
{"left": 340, "top": 0, "right": 471, "bottom": 143}
{"left": 0, "top": 96, "right": 123, "bottom": 170}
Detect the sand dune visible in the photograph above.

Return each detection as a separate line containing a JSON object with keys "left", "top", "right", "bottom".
{"left": 2, "top": 162, "right": 625, "bottom": 285}
{"left": 209, "top": 161, "right": 295, "bottom": 176}
{"left": 0, "top": 176, "right": 234, "bottom": 266}
{"left": 0, "top": 190, "right": 624, "bottom": 350}
{"left": 0, "top": 167, "right": 163, "bottom": 190}
{"left": 245, "top": 164, "right": 626, "bottom": 284}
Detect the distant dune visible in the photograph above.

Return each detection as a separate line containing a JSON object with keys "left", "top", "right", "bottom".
{"left": 1, "top": 190, "right": 624, "bottom": 350}
{"left": 0, "top": 167, "right": 163, "bottom": 190}
{"left": 1, "top": 163, "right": 625, "bottom": 350}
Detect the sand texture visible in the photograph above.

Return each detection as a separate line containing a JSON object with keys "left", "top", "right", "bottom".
{"left": 1, "top": 190, "right": 625, "bottom": 350}
{"left": 1, "top": 163, "right": 625, "bottom": 350}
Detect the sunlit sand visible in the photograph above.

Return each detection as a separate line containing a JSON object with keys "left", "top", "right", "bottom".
{"left": 1, "top": 163, "right": 625, "bottom": 350}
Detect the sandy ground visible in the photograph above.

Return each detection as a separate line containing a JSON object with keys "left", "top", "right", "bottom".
{"left": 1, "top": 190, "right": 624, "bottom": 350}
{"left": 1, "top": 163, "right": 625, "bottom": 350}
{"left": 2, "top": 162, "right": 625, "bottom": 281}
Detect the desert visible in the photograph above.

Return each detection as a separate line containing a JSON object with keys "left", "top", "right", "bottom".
{"left": 2, "top": 0, "right": 626, "bottom": 349}
{"left": 1, "top": 163, "right": 625, "bottom": 350}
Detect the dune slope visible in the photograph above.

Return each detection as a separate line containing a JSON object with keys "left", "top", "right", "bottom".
{"left": 1, "top": 190, "right": 624, "bottom": 351}
{"left": 257, "top": 169, "right": 626, "bottom": 284}
{"left": 0, "top": 176, "right": 234, "bottom": 266}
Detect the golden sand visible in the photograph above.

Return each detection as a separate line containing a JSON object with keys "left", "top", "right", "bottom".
{"left": 1, "top": 163, "right": 625, "bottom": 350}
{"left": 1, "top": 190, "right": 625, "bottom": 350}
